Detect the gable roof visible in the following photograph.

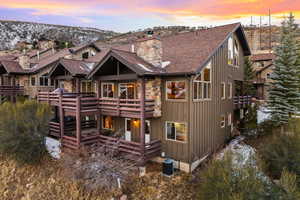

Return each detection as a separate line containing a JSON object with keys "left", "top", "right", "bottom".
{"left": 49, "top": 58, "right": 94, "bottom": 77}
{"left": 87, "top": 49, "right": 162, "bottom": 78}
{"left": 160, "top": 23, "right": 250, "bottom": 74}
{"left": 0, "top": 61, "right": 27, "bottom": 74}
{"left": 69, "top": 42, "right": 101, "bottom": 54}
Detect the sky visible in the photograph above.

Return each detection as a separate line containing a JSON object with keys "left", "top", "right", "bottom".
{"left": 0, "top": 0, "right": 300, "bottom": 32}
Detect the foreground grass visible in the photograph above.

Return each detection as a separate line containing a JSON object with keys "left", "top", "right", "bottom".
{"left": 0, "top": 154, "right": 198, "bottom": 200}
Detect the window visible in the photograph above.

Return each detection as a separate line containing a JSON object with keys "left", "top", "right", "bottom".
{"left": 221, "top": 82, "right": 226, "bottom": 99}
{"left": 266, "top": 73, "right": 271, "bottom": 79}
{"left": 101, "top": 82, "right": 114, "bottom": 98}
{"left": 82, "top": 52, "right": 89, "bottom": 59}
{"left": 166, "top": 81, "right": 186, "bottom": 100}
{"left": 102, "top": 116, "right": 113, "bottom": 130}
{"left": 228, "top": 36, "right": 239, "bottom": 67}
{"left": 50, "top": 79, "right": 55, "bottom": 86}
{"left": 221, "top": 115, "right": 225, "bottom": 128}
{"left": 228, "top": 83, "right": 232, "bottom": 99}
{"left": 39, "top": 74, "right": 49, "bottom": 86}
{"left": 31, "top": 77, "right": 36, "bottom": 86}
{"left": 193, "top": 61, "right": 211, "bottom": 100}
{"left": 166, "top": 122, "right": 187, "bottom": 142}
{"left": 119, "top": 83, "right": 136, "bottom": 99}
{"left": 81, "top": 81, "right": 95, "bottom": 93}
{"left": 228, "top": 113, "right": 232, "bottom": 126}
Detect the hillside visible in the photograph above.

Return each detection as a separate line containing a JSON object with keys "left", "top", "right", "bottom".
{"left": 0, "top": 20, "right": 119, "bottom": 50}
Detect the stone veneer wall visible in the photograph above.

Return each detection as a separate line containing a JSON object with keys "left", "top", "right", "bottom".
{"left": 136, "top": 39, "right": 162, "bottom": 67}
{"left": 137, "top": 78, "right": 162, "bottom": 117}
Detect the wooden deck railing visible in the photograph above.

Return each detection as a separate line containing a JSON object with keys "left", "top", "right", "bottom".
{"left": 0, "top": 85, "right": 24, "bottom": 95}
{"left": 38, "top": 91, "right": 155, "bottom": 118}
{"left": 233, "top": 96, "right": 252, "bottom": 107}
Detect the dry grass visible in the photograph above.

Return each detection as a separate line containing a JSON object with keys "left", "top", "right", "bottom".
{"left": 0, "top": 155, "right": 198, "bottom": 200}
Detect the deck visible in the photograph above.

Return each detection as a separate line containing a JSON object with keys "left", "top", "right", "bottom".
{"left": 38, "top": 91, "right": 155, "bottom": 118}
{"left": 233, "top": 96, "right": 252, "bottom": 108}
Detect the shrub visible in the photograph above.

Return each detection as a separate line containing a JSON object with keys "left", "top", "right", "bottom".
{"left": 0, "top": 100, "right": 52, "bottom": 164}
{"left": 198, "top": 153, "right": 269, "bottom": 200}
{"left": 261, "top": 134, "right": 300, "bottom": 182}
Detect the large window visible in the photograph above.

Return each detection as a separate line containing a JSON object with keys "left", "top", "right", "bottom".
{"left": 166, "top": 122, "right": 187, "bottom": 142}
{"left": 39, "top": 74, "right": 49, "bottom": 86}
{"left": 228, "top": 36, "right": 239, "bottom": 66}
{"left": 193, "top": 61, "right": 211, "bottom": 100}
{"left": 101, "top": 82, "right": 114, "bottom": 98}
{"left": 221, "top": 82, "right": 226, "bottom": 99}
{"left": 102, "top": 116, "right": 113, "bottom": 130}
{"left": 166, "top": 81, "right": 186, "bottom": 100}
{"left": 81, "top": 81, "right": 95, "bottom": 93}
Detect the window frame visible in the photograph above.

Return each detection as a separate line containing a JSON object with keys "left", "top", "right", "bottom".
{"left": 221, "top": 115, "right": 226, "bottom": 128}
{"left": 165, "top": 80, "right": 187, "bottom": 101}
{"left": 101, "top": 82, "right": 115, "bottom": 98}
{"left": 102, "top": 115, "right": 113, "bottom": 130}
{"left": 228, "top": 113, "right": 232, "bottom": 126}
{"left": 193, "top": 61, "right": 212, "bottom": 101}
{"left": 221, "top": 82, "right": 226, "bottom": 100}
{"left": 165, "top": 121, "right": 188, "bottom": 143}
{"left": 39, "top": 74, "right": 49, "bottom": 87}
{"left": 81, "top": 80, "right": 95, "bottom": 93}
{"left": 228, "top": 82, "right": 232, "bottom": 99}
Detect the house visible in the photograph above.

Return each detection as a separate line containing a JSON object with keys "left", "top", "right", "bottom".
{"left": 1, "top": 23, "right": 251, "bottom": 172}
{"left": 251, "top": 53, "right": 275, "bottom": 100}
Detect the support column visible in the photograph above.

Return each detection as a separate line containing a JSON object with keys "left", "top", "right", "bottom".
{"left": 75, "top": 78, "right": 80, "bottom": 93}
{"left": 97, "top": 80, "right": 101, "bottom": 135}
{"left": 140, "top": 78, "right": 146, "bottom": 165}
{"left": 76, "top": 95, "right": 81, "bottom": 148}
{"left": 59, "top": 91, "right": 65, "bottom": 138}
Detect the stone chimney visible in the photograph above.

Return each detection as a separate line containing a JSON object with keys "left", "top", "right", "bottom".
{"left": 18, "top": 54, "right": 30, "bottom": 69}
{"left": 135, "top": 37, "right": 162, "bottom": 67}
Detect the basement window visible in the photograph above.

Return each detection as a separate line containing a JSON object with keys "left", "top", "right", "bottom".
{"left": 193, "top": 61, "right": 211, "bottom": 100}
{"left": 166, "top": 121, "right": 187, "bottom": 142}
{"left": 166, "top": 81, "right": 186, "bottom": 100}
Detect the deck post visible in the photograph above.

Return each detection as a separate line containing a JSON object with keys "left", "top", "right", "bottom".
{"left": 97, "top": 80, "right": 101, "bottom": 135}
{"left": 139, "top": 77, "right": 146, "bottom": 165}
{"left": 76, "top": 95, "right": 81, "bottom": 149}
{"left": 59, "top": 91, "right": 64, "bottom": 138}
{"left": 75, "top": 78, "right": 80, "bottom": 93}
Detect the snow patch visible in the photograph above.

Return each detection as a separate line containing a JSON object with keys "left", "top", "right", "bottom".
{"left": 45, "top": 137, "right": 61, "bottom": 159}
{"left": 257, "top": 106, "right": 271, "bottom": 124}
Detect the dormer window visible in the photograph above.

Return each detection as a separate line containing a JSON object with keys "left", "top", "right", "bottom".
{"left": 82, "top": 52, "right": 89, "bottom": 59}
{"left": 193, "top": 61, "right": 211, "bottom": 100}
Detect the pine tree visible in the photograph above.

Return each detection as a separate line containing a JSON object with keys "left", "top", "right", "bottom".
{"left": 267, "top": 13, "right": 300, "bottom": 126}
{"left": 244, "top": 57, "right": 256, "bottom": 96}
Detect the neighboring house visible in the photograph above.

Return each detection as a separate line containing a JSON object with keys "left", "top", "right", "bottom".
{"left": 251, "top": 53, "right": 275, "bottom": 100}
{"left": 1, "top": 23, "right": 252, "bottom": 172}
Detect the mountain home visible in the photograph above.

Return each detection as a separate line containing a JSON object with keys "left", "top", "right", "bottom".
{"left": 1, "top": 23, "right": 251, "bottom": 172}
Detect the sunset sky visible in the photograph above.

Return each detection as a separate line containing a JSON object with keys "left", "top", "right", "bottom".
{"left": 0, "top": 0, "right": 299, "bottom": 32}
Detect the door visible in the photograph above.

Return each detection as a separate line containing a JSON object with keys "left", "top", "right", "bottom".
{"left": 145, "top": 120, "right": 151, "bottom": 144}
{"left": 125, "top": 118, "right": 132, "bottom": 141}
{"left": 119, "top": 83, "right": 136, "bottom": 99}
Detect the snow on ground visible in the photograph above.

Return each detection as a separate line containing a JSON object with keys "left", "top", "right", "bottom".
{"left": 257, "top": 106, "right": 271, "bottom": 124}
{"left": 45, "top": 137, "right": 61, "bottom": 159}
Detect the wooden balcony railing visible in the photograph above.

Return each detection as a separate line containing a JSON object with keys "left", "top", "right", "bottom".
{"left": 99, "top": 135, "right": 161, "bottom": 161}
{"left": 233, "top": 96, "right": 252, "bottom": 108}
{"left": 38, "top": 91, "right": 155, "bottom": 118}
{"left": 0, "top": 85, "right": 24, "bottom": 95}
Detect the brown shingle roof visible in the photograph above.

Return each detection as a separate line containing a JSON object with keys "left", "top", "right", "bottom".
{"left": 161, "top": 23, "right": 250, "bottom": 74}
{"left": 251, "top": 53, "right": 275, "bottom": 62}
{"left": 0, "top": 61, "right": 27, "bottom": 74}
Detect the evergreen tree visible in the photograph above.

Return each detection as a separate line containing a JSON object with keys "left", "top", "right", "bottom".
{"left": 244, "top": 57, "right": 256, "bottom": 96}
{"left": 267, "top": 13, "right": 300, "bottom": 126}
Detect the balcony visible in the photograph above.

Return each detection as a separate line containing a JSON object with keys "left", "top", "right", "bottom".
{"left": 233, "top": 96, "right": 252, "bottom": 108}
{"left": 0, "top": 85, "right": 24, "bottom": 96}
{"left": 38, "top": 91, "right": 155, "bottom": 118}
